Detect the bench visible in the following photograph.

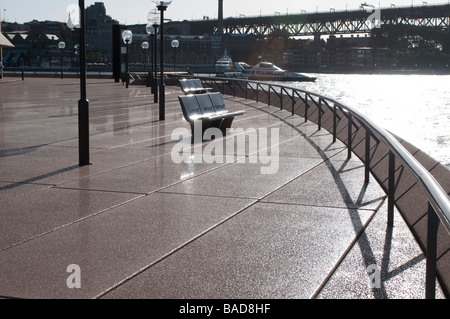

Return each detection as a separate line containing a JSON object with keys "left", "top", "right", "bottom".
{"left": 178, "top": 92, "right": 246, "bottom": 139}
{"left": 179, "top": 78, "right": 213, "bottom": 95}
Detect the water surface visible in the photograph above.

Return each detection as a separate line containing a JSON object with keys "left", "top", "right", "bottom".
{"left": 286, "top": 73, "right": 450, "bottom": 168}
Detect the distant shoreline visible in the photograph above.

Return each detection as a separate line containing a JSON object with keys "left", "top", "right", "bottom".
{"left": 293, "top": 68, "right": 450, "bottom": 76}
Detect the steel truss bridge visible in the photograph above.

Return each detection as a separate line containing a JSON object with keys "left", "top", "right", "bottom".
{"left": 182, "top": 4, "right": 450, "bottom": 37}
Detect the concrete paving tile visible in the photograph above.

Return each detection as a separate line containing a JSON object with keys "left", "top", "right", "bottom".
{"left": 0, "top": 187, "right": 141, "bottom": 251}
{"left": 265, "top": 133, "right": 347, "bottom": 160}
{"left": 161, "top": 157, "right": 323, "bottom": 199}
{"left": 57, "top": 153, "right": 232, "bottom": 194}
{"left": 40, "top": 147, "right": 173, "bottom": 185}
{"left": 53, "top": 120, "right": 190, "bottom": 149}
{"left": 316, "top": 204, "right": 445, "bottom": 299}
{"left": 0, "top": 145, "right": 81, "bottom": 183}
{"left": 102, "top": 202, "right": 373, "bottom": 299}
{"left": 0, "top": 123, "right": 78, "bottom": 145}
{"left": 263, "top": 158, "right": 386, "bottom": 210}
{"left": 0, "top": 193, "right": 254, "bottom": 299}
{"left": 0, "top": 182, "right": 51, "bottom": 202}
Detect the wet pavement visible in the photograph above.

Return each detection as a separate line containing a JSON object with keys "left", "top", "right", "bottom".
{"left": 0, "top": 78, "right": 444, "bottom": 299}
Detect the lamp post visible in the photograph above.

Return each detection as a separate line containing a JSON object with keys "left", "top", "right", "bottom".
{"left": 79, "top": 1, "right": 90, "bottom": 166}
{"left": 58, "top": 41, "right": 66, "bottom": 79}
{"left": 122, "top": 30, "right": 133, "bottom": 88}
{"left": 153, "top": 0, "right": 173, "bottom": 121}
{"left": 67, "top": 1, "right": 90, "bottom": 166}
{"left": 171, "top": 39, "right": 179, "bottom": 72}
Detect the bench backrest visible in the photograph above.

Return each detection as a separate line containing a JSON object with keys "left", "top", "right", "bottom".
{"left": 179, "top": 95, "right": 202, "bottom": 119}
{"left": 180, "top": 79, "right": 198, "bottom": 92}
{"left": 208, "top": 92, "right": 227, "bottom": 113}
{"left": 195, "top": 94, "right": 216, "bottom": 115}
{"left": 187, "top": 79, "right": 198, "bottom": 89}
{"left": 192, "top": 79, "right": 204, "bottom": 89}
{"left": 179, "top": 79, "right": 189, "bottom": 90}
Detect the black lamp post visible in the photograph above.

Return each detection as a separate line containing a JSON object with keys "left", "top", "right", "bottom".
{"left": 67, "top": 1, "right": 90, "bottom": 166}
{"left": 122, "top": 30, "right": 133, "bottom": 89}
{"left": 58, "top": 41, "right": 66, "bottom": 79}
{"left": 153, "top": 0, "right": 173, "bottom": 121}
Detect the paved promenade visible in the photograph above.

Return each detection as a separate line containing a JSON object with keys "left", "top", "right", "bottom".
{"left": 0, "top": 78, "right": 444, "bottom": 299}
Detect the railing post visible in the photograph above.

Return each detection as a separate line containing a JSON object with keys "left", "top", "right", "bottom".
{"left": 280, "top": 89, "right": 283, "bottom": 110}
{"left": 304, "top": 94, "right": 308, "bottom": 122}
{"left": 388, "top": 150, "right": 395, "bottom": 227}
{"left": 256, "top": 84, "right": 259, "bottom": 103}
{"left": 365, "top": 129, "right": 371, "bottom": 184}
{"left": 268, "top": 86, "right": 271, "bottom": 106}
{"left": 233, "top": 81, "right": 236, "bottom": 97}
{"left": 333, "top": 104, "right": 337, "bottom": 143}
{"left": 245, "top": 82, "right": 248, "bottom": 100}
{"left": 318, "top": 98, "right": 322, "bottom": 131}
{"left": 292, "top": 89, "right": 295, "bottom": 116}
{"left": 426, "top": 203, "right": 439, "bottom": 299}
{"left": 347, "top": 113, "right": 352, "bottom": 159}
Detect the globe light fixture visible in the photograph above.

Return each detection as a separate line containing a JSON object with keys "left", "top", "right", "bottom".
{"left": 122, "top": 30, "right": 133, "bottom": 88}
{"left": 145, "top": 24, "right": 154, "bottom": 35}
{"left": 152, "top": 0, "right": 173, "bottom": 7}
{"left": 122, "top": 30, "right": 133, "bottom": 45}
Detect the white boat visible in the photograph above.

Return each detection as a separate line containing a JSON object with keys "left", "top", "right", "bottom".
{"left": 215, "top": 56, "right": 234, "bottom": 74}
{"left": 232, "top": 61, "right": 316, "bottom": 82}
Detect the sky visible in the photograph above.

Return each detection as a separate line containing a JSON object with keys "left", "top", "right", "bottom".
{"left": 1, "top": 0, "right": 448, "bottom": 25}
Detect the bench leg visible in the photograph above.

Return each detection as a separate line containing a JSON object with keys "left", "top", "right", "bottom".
{"left": 219, "top": 117, "right": 235, "bottom": 135}
{"left": 190, "top": 120, "right": 222, "bottom": 143}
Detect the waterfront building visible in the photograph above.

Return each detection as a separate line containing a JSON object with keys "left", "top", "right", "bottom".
{"left": 85, "top": 2, "right": 119, "bottom": 63}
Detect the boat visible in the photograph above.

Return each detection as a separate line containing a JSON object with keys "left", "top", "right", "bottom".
{"left": 215, "top": 55, "right": 234, "bottom": 74}
{"left": 233, "top": 61, "right": 316, "bottom": 82}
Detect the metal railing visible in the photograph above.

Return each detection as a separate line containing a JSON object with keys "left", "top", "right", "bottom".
{"left": 176, "top": 74, "right": 450, "bottom": 298}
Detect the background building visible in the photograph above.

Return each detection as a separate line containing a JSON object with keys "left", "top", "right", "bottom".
{"left": 1, "top": 2, "right": 117, "bottom": 69}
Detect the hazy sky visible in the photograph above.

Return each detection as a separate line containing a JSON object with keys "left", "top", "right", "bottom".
{"left": 1, "top": 0, "right": 448, "bottom": 25}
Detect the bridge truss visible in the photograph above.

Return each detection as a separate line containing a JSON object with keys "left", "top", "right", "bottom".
{"left": 188, "top": 4, "right": 450, "bottom": 37}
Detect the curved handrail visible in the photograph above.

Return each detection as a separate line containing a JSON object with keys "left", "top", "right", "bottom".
{"left": 173, "top": 74, "right": 450, "bottom": 298}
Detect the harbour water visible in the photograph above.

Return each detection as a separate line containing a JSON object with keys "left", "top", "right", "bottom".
{"left": 285, "top": 73, "right": 450, "bottom": 168}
